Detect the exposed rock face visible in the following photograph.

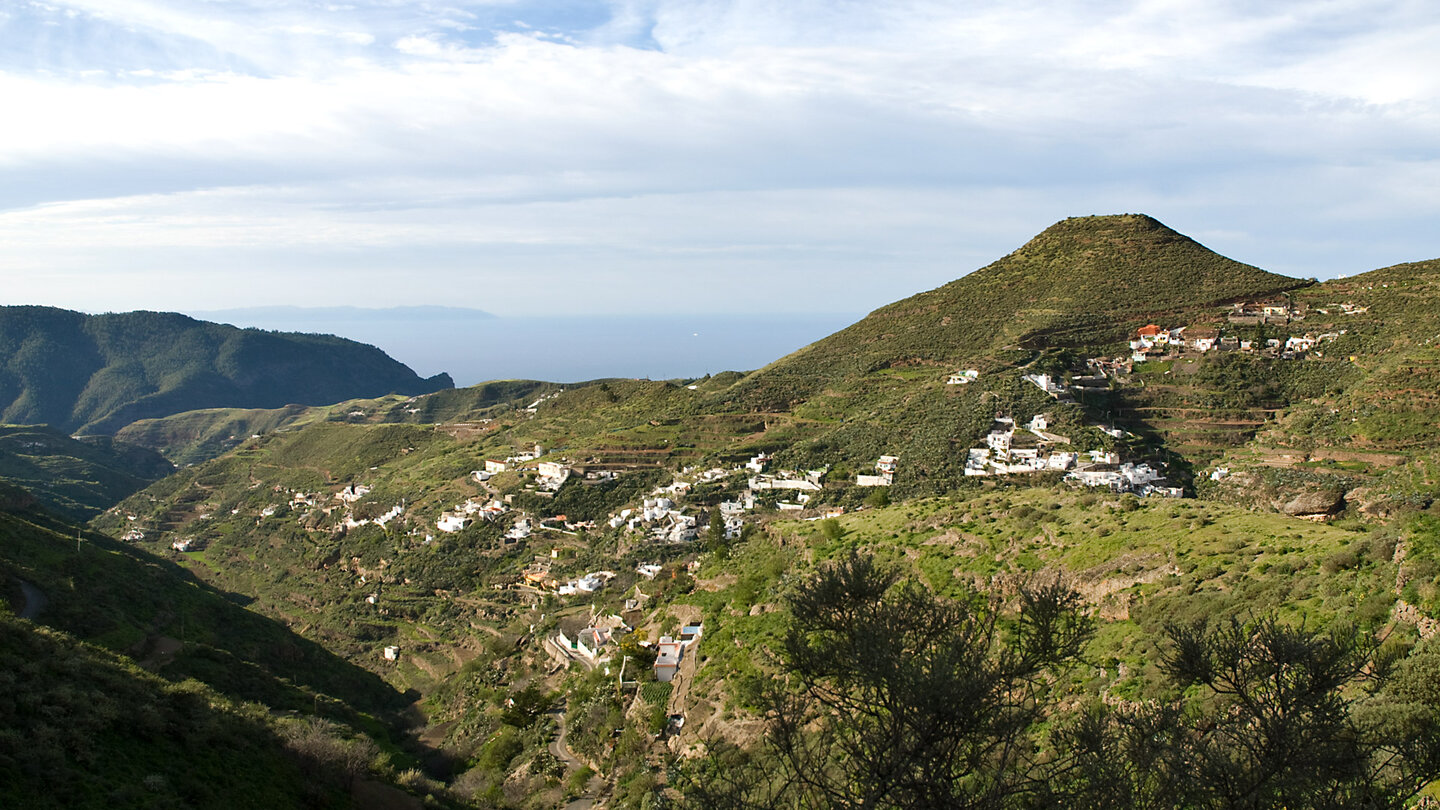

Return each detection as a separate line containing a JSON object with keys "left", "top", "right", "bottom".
{"left": 1275, "top": 489, "right": 1345, "bottom": 517}
{"left": 1393, "top": 600, "right": 1440, "bottom": 640}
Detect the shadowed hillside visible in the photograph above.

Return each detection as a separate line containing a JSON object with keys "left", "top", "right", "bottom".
{"left": 0, "top": 306, "right": 453, "bottom": 435}
{"left": 0, "top": 425, "right": 174, "bottom": 519}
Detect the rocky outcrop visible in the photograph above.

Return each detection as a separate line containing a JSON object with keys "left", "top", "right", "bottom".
{"left": 1275, "top": 488, "right": 1345, "bottom": 518}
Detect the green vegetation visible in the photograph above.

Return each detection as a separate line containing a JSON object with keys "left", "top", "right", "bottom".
{"left": 0, "top": 305, "right": 451, "bottom": 435}
{"left": 5, "top": 215, "right": 1440, "bottom": 808}
{"left": 0, "top": 424, "right": 174, "bottom": 518}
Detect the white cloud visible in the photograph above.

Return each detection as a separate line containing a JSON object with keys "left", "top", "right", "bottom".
{"left": 0, "top": 0, "right": 1437, "bottom": 315}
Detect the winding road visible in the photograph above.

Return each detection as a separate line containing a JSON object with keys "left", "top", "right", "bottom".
{"left": 549, "top": 703, "right": 598, "bottom": 809}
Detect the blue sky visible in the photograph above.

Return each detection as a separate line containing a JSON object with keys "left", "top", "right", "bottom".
{"left": 2, "top": 0, "right": 1437, "bottom": 315}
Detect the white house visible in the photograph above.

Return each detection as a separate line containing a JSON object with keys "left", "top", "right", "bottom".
{"left": 1023, "top": 373, "right": 1067, "bottom": 397}
{"left": 436, "top": 513, "right": 471, "bottom": 533}
{"left": 947, "top": 369, "right": 979, "bottom": 385}
{"left": 986, "top": 430, "right": 1012, "bottom": 456}
{"left": 485, "top": 459, "right": 509, "bottom": 474}
{"left": 1047, "top": 452, "right": 1078, "bottom": 471}
{"left": 858, "top": 456, "right": 897, "bottom": 487}
{"left": 654, "top": 636, "right": 683, "bottom": 682}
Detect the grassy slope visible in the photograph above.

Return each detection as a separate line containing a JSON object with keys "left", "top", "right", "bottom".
{"left": 0, "top": 611, "right": 315, "bottom": 810}
{"left": 0, "top": 425, "right": 175, "bottom": 519}
{"left": 115, "top": 380, "right": 567, "bottom": 465}
{"left": 671, "top": 486, "right": 1418, "bottom": 745}
{"left": 1198, "top": 258, "right": 1440, "bottom": 513}
{"left": 0, "top": 505, "right": 406, "bottom": 717}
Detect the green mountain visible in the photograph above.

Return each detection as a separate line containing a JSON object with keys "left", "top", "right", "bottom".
{"left": 725, "top": 213, "right": 1306, "bottom": 410}
{"left": 0, "top": 424, "right": 174, "bottom": 519}
{"left": 0, "top": 306, "right": 453, "bottom": 435}
{"left": 46, "top": 215, "right": 1440, "bottom": 807}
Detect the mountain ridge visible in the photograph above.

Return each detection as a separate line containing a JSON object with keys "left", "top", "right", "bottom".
{"left": 0, "top": 305, "right": 454, "bottom": 435}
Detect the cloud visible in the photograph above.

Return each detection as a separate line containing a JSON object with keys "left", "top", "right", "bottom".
{"left": 0, "top": 0, "right": 1437, "bottom": 314}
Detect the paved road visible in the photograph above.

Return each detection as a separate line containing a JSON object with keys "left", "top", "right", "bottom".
{"left": 549, "top": 704, "right": 598, "bottom": 809}
{"left": 17, "top": 580, "right": 46, "bottom": 620}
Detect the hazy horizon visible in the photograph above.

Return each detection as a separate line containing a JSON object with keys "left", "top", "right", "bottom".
{"left": 184, "top": 307, "right": 862, "bottom": 387}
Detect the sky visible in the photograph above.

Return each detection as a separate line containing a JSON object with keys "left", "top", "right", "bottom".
{"left": 2, "top": 0, "right": 1438, "bottom": 317}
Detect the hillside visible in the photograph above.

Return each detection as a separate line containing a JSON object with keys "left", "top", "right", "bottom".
{"left": 0, "top": 424, "right": 174, "bottom": 518}
{"left": 0, "top": 496, "right": 463, "bottom": 807}
{"left": 724, "top": 214, "right": 1307, "bottom": 410}
{"left": 115, "top": 379, "right": 563, "bottom": 466}
{"left": 60, "top": 215, "right": 1440, "bottom": 807}
{"left": 0, "top": 306, "right": 454, "bottom": 435}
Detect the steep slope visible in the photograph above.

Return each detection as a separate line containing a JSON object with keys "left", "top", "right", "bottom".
{"left": 0, "top": 306, "right": 454, "bottom": 435}
{"left": 725, "top": 214, "right": 1306, "bottom": 410}
{"left": 115, "top": 379, "right": 561, "bottom": 466}
{"left": 0, "top": 502, "right": 434, "bottom": 808}
{"left": 1199, "top": 257, "right": 1440, "bottom": 513}
{"left": 0, "top": 612, "right": 317, "bottom": 810}
{"left": 0, "top": 504, "right": 406, "bottom": 717}
{"left": 0, "top": 425, "right": 174, "bottom": 519}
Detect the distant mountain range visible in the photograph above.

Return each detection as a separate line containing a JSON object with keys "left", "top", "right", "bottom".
{"left": 191, "top": 305, "right": 497, "bottom": 323}
{"left": 0, "top": 306, "right": 453, "bottom": 435}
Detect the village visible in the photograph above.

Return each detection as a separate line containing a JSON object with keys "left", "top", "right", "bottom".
{"left": 126, "top": 294, "right": 1380, "bottom": 684}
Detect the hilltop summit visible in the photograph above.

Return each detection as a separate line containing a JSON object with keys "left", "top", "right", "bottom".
{"left": 727, "top": 214, "right": 1307, "bottom": 409}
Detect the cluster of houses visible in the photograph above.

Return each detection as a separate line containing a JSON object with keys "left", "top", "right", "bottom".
{"left": 482, "top": 443, "right": 546, "bottom": 474}
{"left": 1022, "top": 372, "right": 1110, "bottom": 401}
{"left": 1130, "top": 323, "right": 1345, "bottom": 362}
{"left": 1066, "top": 462, "right": 1184, "bottom": 498}
{"left": 964, "top": 415, "right": 1080, "bottom": 477}
{"left": 551, "top": 608, "right": 703, "bottom": 684}
{"left": 1224, "top": 298, "right": 1367, "bottom": 323}
{"left": 608, "top": 496, "right": 700, "bottom": 544}
{"left": 655, "top": 624, "right": 703, "bottom": 682}
{"left": 555, "top": 611, "right": 627, "bottom": 664}
{"left": 436, "top": 496, "right": 509, "bottom": 534}
{"left": 961, "top": 414, "right": 1184, "bottom": 497}
{"left": 520, "top": 559, "right": 615, "bottom": 595}
{"left": 523, "top": 389, "right": 565, "bottom": 415}
{"left": 1226, "top": 301, "right": 1302, "bottom": 325}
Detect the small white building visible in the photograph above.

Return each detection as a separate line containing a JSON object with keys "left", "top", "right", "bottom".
{"left": 436, "top": 513, "right": 471, "bottom": 533}
{"left": 654, "top": 636, "right": 683, "bottom": 682}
